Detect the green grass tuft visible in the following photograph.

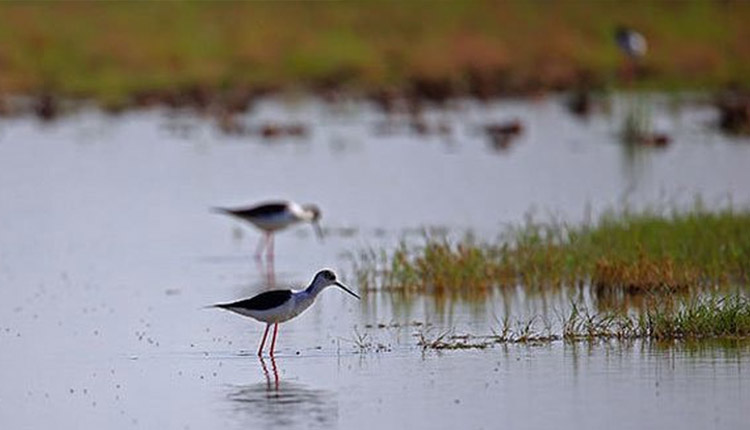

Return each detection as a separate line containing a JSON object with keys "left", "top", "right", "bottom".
{"left": 351, "top": 206, "right": 750, "bottom": 297}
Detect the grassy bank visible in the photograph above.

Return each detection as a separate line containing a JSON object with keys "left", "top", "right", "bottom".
{"left": 0, "top": 1, "right": 749, "bottom": 108}
{"left": 351, "top": 206, "right": 750, "bottom": 296}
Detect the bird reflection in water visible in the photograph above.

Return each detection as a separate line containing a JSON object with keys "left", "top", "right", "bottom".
{"left": 227, "top": 357, "right": 338, "bottom": 428}
{"left": 255, "top": 255, "right": 276, "bottom": 287}
{"left": 260, "top": 355, "right": 280, "bottom": 390}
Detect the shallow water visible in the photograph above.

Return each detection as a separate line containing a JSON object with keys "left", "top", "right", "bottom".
{"left": 1, "top": 95, "right": 749, "bottom": 429}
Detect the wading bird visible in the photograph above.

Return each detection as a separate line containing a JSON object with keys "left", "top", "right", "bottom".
{"left": 211, "top": 269, "right": 359, "bottom": 356}
{"left": 213, "top": 200, "right": 323, "bottom": 260}
{"left": 615, "top": 26, "right": 647, "bottom": 83}
{"left": 615, "top": 26, "right": 647, "bottom": 59}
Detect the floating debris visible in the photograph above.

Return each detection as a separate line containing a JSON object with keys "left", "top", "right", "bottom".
{"left": 34, "top": 93, "right": 58, "bottom": 121}
{"left": 567, "top": 90, "right": 592, "bottom": 117}
{"left": 484, "top": 119, "right": 524, "bottom": 150}
{"left": 257, "top": 122, "right": 309, "bottom": 140}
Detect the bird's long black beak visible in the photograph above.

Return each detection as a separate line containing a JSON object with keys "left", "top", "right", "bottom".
{"left": 313, "top": 221, "right": 324, "bottom": 241}
{"left": 335, "top": 281, "right": 360, "bottom": 300}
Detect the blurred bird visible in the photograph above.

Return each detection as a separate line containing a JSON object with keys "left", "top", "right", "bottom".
{"left": 615, "top": 26, "right": 647, "bottom": 84}
{"left": 213, "top": 200, "right": 323, "bottom": 260}
{"left": 615, "top": 26, "right": 647, "bottom": 59}
{"left": 211, "top": 269, "right": 359, "bottom": 356}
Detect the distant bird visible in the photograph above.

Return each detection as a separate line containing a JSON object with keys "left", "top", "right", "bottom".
{"left": 213, "top": 200, "right": 323, "bottom": 260}
{"left": 615, "top": 26, "right": 647, "bottom": 84}
{"left": 615, "top": 26, "right": 647, "bottom": 59}
{"left": 211, "top": 269, "right": 360, "bottom": 356}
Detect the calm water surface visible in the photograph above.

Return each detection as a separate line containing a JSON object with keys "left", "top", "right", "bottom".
{"left": 0, "top": 95, "right": 749, "bottom": 429}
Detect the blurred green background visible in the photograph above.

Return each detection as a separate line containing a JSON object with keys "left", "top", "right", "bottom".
{"left": 0, "top": 0, "right": 748, "bottom": 105}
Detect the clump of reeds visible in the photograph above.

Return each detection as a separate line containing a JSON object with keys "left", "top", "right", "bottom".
{"left": 562, "top": 303, "right": 638, "bottom": 340}
{"left": 592, "top": 255, "right": 699, "bottom": 294}
{"left": 641, "top": 295, "right": 750, "bottom": 340}
{"left": 351, "top": 206, "right": 750, "bottom": 297}
{"left": 564, "top": 295, "right": 750, "bottom": 340}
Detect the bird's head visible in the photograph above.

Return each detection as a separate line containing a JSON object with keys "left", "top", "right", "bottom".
{"left": 302, "top": 204, "right": 324, "bottom": 240}
{"left": 302, "top": 204, "right": 322, "bottom": 221}
{"left": 311, "top": 269, "right": 360, "bottom": 299}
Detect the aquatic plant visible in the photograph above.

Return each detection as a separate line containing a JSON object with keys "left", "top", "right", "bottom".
{"left": 351, "top": 206, "right": 750, "bottom": 296}
{"left": 412, "top": 295, "right": 750, "bottom": 350}
{"left": 640, "top": 295, "right": 750, "bottom": 340}
{"left": 564, "top": 295, "right": 750, "bottom": 341}
{"left": 347, "top": 327, "right": 391, "bottom": 354}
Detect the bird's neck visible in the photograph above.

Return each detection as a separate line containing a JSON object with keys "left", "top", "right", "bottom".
{"left": 287, "top": 203, "right": 312, "bottom": 221}
{"left": 298, "top": 209, "right": 316, "bottom": 222}
{"left": 304, "top": 281, "right": 327, "bottom": 298}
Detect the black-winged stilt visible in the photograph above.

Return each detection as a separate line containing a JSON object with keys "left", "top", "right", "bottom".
{"left": 615, "top": 26, "right": 647, "bottom": 84}
{"left": 211, "top": 269, "right": 359, "bottom": 356}
{"left": 213, "top": 200, "right": 323, "bottom": 260}
{"left": 615, "top": 26, "right": 647, "bottom": 59}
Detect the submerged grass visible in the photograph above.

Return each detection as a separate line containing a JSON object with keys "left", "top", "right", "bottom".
{"left": 414, "top": 295, "right": 750, "bottom": 350}
{"left": 352, "top": 206, "right": 750, "bottom": 296}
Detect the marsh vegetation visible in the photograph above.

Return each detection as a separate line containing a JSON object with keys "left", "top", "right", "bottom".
{"left": 411, "top": 294, "right": 750, "bottom": 350}
{"left": 352, "top": 206, "right": 750, "bottom": 343}
{"left": 352, "top": 206, "right": 750, "bottom": 296}
{"left": 1, "top": 1, "right": 749, "bottom": 111}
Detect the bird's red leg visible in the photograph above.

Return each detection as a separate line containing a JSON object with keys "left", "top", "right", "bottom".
{"left": 269, "top": 323, "right": 279, "bottom": 356}
{"left": 266, "top": 256, "right": 276, "bottom": 287}
{"left": 270, "top": 356, "right": 279, "bottom": 389}
{"left": 267, "top": 233, "right": 275, "bottom": 262}
{"left": 254, "top": 233, "right": 269, "bottom": 261}
{"left": 257, "top": 323, "right": 271, "bottom": 357}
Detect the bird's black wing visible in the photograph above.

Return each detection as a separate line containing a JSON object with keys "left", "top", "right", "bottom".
{"left": 216, "top": 290, "right": 293, "bottom": 311}
{"left": 214, "top": 202, "right": 289, "bottom": 219}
